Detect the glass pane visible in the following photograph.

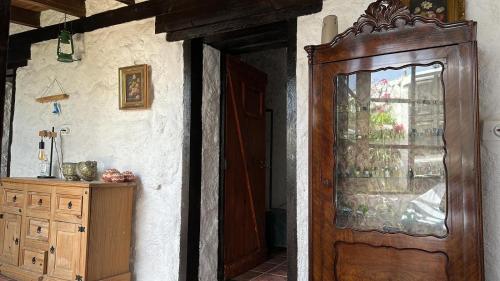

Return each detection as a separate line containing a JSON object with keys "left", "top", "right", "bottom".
{"left": 335, "top": 64, "right": 447, "bottom": 236}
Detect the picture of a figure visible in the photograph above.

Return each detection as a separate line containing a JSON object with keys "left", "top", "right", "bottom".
{"left": 126, "top": 73, "right": 142, "bottom": 102}
{"left": 119, "top": 64, "right": 149, "bottom": 109}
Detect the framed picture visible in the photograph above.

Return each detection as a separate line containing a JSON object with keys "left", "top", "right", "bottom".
{"left": 119, "top": 64, "right": 149, "bottom": 109}
{"left": 402, "top": 0, "right": 465, "bottom": 22}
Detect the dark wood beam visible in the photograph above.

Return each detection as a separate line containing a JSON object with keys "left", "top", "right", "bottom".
{"left": 115, "top": 0, "right": 135, "bottom": 5}
{"left": 10, "top": 6, "right": 41, "bottom": 28}
{"left": 9, "top": 0, "right": 174, "bottom": 49}
{"left": 1, "top": 0, "right": 11, "bottom": 176}
{"left": 155, "top": 0, "right": 322, "bottom": 41}
{"left": 12, "top": 0, "right": 86, "bottom": 17}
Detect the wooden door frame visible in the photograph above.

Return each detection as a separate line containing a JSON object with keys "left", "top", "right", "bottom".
{"left": 216, "top": 21, "right": 298, "bottom": 280}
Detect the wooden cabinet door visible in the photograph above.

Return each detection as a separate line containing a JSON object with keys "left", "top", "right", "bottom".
{"left": 310, "top": 43, "right": 482, "bottom": 280}
{"left": 47, "top": 222, "right": 82, "bottom": 280}
{"left": 0, "top": 213, "right": 21, "bottom": 265}
{"left": 224, "top": 56, "right": 268, "bottom": 279}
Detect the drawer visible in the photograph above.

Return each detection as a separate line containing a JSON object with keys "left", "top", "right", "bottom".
{"left": 55, "top": 194, "right": 82, "bottom": 216}
{"left": 26, "top": 218, "right": 49, "bottom": 242}
{"left": 27, "top": 192, "right": 51, "bottom": 212}
{"left": 21, "top": 248, "right": 47, "bottom": 274}
{"left": 2, "top": 189, "right": 25, "bottom": 214}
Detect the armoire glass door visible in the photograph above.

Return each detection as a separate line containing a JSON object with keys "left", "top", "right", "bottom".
{"left": 334, "top": 63, "right": 447, "bottom": 236}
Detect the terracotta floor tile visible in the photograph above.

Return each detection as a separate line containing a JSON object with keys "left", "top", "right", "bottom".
{"left": 231, "top": 270, "right": 263, "bottom": 281}
{"left": 268, "top": 265, "right": 288, "bottom": 277}
{"left": 252, "top": 273, "right": 287, "bottom": 281}
{"left": 267, "top": 255, "right": 287, "bottom": 264}
{"left": 252, "top": 262, "right": 279, "bottom": 273}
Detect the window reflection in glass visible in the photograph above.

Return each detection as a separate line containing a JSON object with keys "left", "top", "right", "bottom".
{"left": 335, "top": 64, "right": 447, "bottom": 236}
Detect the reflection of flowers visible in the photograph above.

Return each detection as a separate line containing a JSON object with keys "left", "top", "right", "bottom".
{"left": 421, "top": 1, "right": 433, "bottom": 9}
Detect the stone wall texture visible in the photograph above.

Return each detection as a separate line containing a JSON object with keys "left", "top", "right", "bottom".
{"left": 199, "top": 45, "right": 221, "bottom": 281}
{"left": 11, "top": 18, "right": 186, "bottom": 281}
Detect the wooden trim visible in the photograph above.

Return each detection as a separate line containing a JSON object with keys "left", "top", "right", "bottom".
{"left": 285, "top": 19, "right": 298, "bottom": 281}
{"left": 11, "top": 0, "right": 86, "bottom": 17}
{"left": 185, "top": 38, "right": 204, "bottom": 281}
{"left": 10, "top": 6, "right": 40, "bottom": 28}
{"left": 0, "top": 0, "right": 11, "bottom": 187}
{"left": 217, "top": 52, "right": 227, "bottom": 281}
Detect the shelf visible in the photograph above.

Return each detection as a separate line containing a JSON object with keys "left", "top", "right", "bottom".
{"left": 336, "top": 138, "right": 444, "bottom": 150}
{"left": 339, "top": 175, "right": 444, "bottom": 180}
{"left": 371, "top": 98, "right": 443, "bottom": 105}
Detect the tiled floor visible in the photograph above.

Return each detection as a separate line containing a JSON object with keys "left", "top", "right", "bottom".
{"left": 231, "top": 250, "right": 287, "bottom": 281}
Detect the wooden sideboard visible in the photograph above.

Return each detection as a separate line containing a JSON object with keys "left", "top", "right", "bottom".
{"left": 0, "top": 178, "right": 135, "bottom": 281}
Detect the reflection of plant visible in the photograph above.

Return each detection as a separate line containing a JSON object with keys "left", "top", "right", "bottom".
{"left": 357, "top": 204, "right": 369, "bottom": 216}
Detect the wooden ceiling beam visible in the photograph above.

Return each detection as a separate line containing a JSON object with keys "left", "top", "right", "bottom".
{"left": 12, "top": 0, "right": 86, "bottom": 17}
{"left": 115, "top": 0, "right": 135, "bottom": 5}
{"left": 10, "top": 6, "right": 41, "bottom": 28}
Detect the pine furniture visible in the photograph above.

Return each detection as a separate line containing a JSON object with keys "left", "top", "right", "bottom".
{"left": 0, "top": 178, "right": 134, "bottom": 281}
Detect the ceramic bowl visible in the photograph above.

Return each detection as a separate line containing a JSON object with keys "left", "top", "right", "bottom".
{"left": 102, "top": 169, "right": 120, "bottom": 182}
{"left": 77, "top": 161, "right": 98, "bottom": 182}
{"left": 111, "top": 173, "right": 125, "bottom": 183}
{"left": 122, "top": 171, "right": 136, "bottom": 182}
{"left": 62, "top": 162, "right": 80, "bottom": 181}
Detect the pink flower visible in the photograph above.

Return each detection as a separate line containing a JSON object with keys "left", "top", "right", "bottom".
{"left": 394, "top": 123, "right": 405, "bottom": 134}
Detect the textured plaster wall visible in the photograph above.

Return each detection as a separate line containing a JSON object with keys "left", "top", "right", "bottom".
{"left": 241, "top": 48, "right": 288, "bottom": 209}
{"left": 199, "top": 45, "right": 221, "bottom": 281}
{"left": 10, "top": 18, "right": 185, "bottom": 281}
{"left": 297, "top": 1, "right": 500, "bottom": 280}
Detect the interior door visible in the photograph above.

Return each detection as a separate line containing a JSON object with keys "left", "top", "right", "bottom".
{"left": 311, "top": 45, "right": 482, "bottom": 280}
{"left": 224, "top": 56, "right": 267, "bottom": 279}
{"left": 47, "top": 221, "right": 82, "bottom": 280}
{"left": 0, "top": 213, "right": 21, "bottom": 265}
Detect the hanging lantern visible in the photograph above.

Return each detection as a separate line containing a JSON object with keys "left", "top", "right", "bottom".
{"left": 57, "top": 15, "right": 75, "bottom": 63}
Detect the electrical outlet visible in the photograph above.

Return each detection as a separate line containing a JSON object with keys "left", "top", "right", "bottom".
{"left": 482, "top": 121, "right": 500, "bottom": 141}
{"left": 60, "top": 126, "right": 71, "bottom": 136}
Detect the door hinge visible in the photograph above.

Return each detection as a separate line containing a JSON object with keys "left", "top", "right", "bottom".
{"left": 75, "top": 275, "right": 83, "bottom": 281}
{"left": 78, "top": 226, "right": 85, "bottom": 232}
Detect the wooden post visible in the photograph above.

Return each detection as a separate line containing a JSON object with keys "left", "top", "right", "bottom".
{"left": 0, "top": 0, "right": 11, "bottom": 167}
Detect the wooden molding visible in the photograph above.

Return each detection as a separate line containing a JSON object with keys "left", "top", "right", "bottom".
{"left": 115, "top": 0, "right": 134, "bottom": 5}
{"left": 10, "top": 6, "right": 40, "bottom": 28}
{"left": 12, "top": 0, "right": 86, "bottom": 17}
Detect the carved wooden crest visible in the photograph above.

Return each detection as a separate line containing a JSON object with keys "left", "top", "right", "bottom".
{"left": 354, "top": 0, "right": 411, "bottom": 33}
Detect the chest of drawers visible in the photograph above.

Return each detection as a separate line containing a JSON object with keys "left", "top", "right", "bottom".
{"left": 0, "top": 178, "right": 134, "bottom": 281}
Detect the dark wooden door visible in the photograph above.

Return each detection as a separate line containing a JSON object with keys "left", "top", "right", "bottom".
{"left": 307, "top": 1, "right": 483, "bottom": 280}
{"left": 224, "top": 56, "right": 268, "bottom": 279}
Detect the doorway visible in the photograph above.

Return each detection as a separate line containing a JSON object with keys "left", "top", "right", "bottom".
{"left": 200, "top": 20, "right": 297, "bottom": 281}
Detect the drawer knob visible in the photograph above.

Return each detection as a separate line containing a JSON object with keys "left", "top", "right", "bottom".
{"left": 50, "top": 246, "right": 55, "bottom": 254}
{"left": 32, "top": 257, "right": 36, "bottom": 264}
{"left": 14, "top": 238, "right": 19, "bottom": 245}
{"left": 36, "top": 226, "right": 42, "bottom": 234}
{"left": 38, "top": 199, "right": 43, "bottom": 206}
{"left": 12, "top": 195, "right": 16, "bottom": 202}
{"left": 68, "top": 201, "right": 73, "bottom": 209}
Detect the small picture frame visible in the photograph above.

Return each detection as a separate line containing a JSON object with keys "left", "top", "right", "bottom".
{"left": 119, "top": 64, "right": 149, "bottom": 109}
{"left": 402, "top": 0, "right": 465, "bottom": 22}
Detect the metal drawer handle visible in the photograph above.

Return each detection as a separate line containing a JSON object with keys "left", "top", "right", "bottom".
{"left": 38, "top": 199, "right": 43, "bottom": 206}
{"left": 50, "top": 246, "right": 55, "bottom": 254}
{"left": 14, "top": 238, "right": 19, "bottom": 245}
{"left": 32, "top": 257, "right": 36, "bottom": 264}
{"left": 36, "top": 226, "right": 42, "bottom": 234}
{"left": 68, "top": 201, "right": 73, "bottom": 209}
{"left": 12, "top": 195, "right": 17, "bottom": 202}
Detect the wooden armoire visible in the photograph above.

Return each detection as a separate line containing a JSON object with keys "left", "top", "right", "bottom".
{"left": 307, "top": 0, "right": 484, "bottom": 280}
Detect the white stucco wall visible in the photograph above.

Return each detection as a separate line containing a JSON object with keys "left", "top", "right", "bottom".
{"left": 10, "top": 17, "right": 185, "bottom": 281}
{"left": 199, "top": 45, "right": 221, "bottom": 281}
{"left": 297, "top": 0, "right": 500, "bottom": 280}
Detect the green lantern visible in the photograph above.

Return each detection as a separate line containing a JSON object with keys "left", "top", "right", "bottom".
{"left": 57, "top": 16, "right": 75, "bottom": 63}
